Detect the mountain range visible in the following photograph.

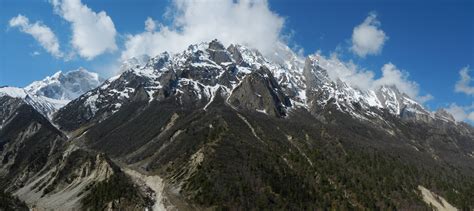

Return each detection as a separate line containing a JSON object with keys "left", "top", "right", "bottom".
{"left": 0, "top": 40, "right": 473, "bottom": 210}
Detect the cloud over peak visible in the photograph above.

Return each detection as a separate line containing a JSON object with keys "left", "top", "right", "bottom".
{"left": 374, "top": 63, "right": 420, "bottom": 99}
{"left": 350, "top": 12, "right": 388, "bottom": 57}
{"left": 121, "top": 0, "right": 285, "bottom": 60}
{"left": 9, "top": 14, "right": 63, "bottom": 58}
{"left": 51, "top": 0, "right": 117, "bottom": 60}
{"left": 317, "top": 54, "right": 431, "bottom": 103}
{"left": 455, "top": 66, "right": 474, "bottom": 96}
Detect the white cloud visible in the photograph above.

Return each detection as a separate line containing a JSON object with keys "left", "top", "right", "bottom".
{"left": 51, "top": 0, "right": 117, "bottom": 60}
{"left": 316, "top": 53, "right": 432, "bottom": 103}
{"left": 317, "top": 53, "right": 375, "bottom": 90}
{"left": 417, "top": 94, "right": 434, "bottom": 104}
{"left": 455, "top": 66, "right": 474, "bottom": 96}
{"left": 350, "top": 12, "right": 388, "bottom": 57}
{"left": 9, "top": 14, "right": 63, "bottom": 58}
{"left": 374, "top": 63, "right": 434, "bottom": 103}
{"left": 373, "top": 63, "right": 419, "bottom": 98}
{"left": 469, "top": 112, "right": 474, "bottom": 122}
{"left": 121, "top": 0, "right": 285, "bottom": 60}
{"left": 145, "top": 17, "right": 157, "bottom": 32}
{"left": 446, "top": 103, "right": 474, "bottom": 122}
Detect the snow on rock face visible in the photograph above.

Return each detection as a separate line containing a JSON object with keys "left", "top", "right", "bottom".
{"left": 0, "top": 86, "right": 66, "bottom": 119}
{"left": 303, "top": 56, "right": 381, "bottom": 120}
{"left": 159, "top": 41, "right": 435, "bottom": 123}
{"left": 302, "top": 55, "right": 440, "bottom": 123}
{"left": 229, "top": 43, "right": 306, "bottom": 100}
{"left": 75, "top": 40, "right": 305, "bottom": 120}
{"left": 375, "top": 85, "right": 431, "bottom": 122}
{"left": 25, "top": 68, "right": 103, "bottom": 101}
{"left": 0, "top": 86, "right": 28, "bottom": 98}
{"left": 434, "top": 109, "right": 455, "bottom": 123}
{"left": 56, "top": 53, "right": 173, "bottom": 127}
{"left": 376, "top": 85, "right": 403, "bottom": 115}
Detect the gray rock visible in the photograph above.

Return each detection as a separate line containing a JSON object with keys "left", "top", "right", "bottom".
{"left": 228, "top": 66, "right": 290, "bottom": 117}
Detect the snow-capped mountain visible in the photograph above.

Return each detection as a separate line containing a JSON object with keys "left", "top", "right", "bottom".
{"left": 25, "top": 68, "right": 103, "bottom": 101}
{"left": 55, "top": 39, "right": 454, "bottom": 133}
{"left": 55, "top": 40, "right": 303, "bottom": 130}
{"left": 0, "top": 86, "right": 66, "bottom": 119}
{"left": 0, "top": 68, "right": 102, "bottom": 118}
{"left": 303, "top": 55, "right": 439, "bottom": 124}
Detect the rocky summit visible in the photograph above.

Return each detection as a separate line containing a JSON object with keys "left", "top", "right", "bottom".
{"left": 1, "top": 40, "right": 473, "bottom": 210}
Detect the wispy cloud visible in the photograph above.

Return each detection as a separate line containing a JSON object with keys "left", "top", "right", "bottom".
{"left": 121, "top": 0, "right": 285, "bottom": 60}
{"left": 144, "top": 17, "right": 157, "bottom": 32}
{"left": 373, "top": 63, "right": 431, "bottom": 102}
{"left": 350, "top": 12, "right": 388, "bottom": 58}
{"left": 455, "top": 66, "right": 474, "bottom": 96}
{"left": 445, "top": 103, "right": 474, "bottom": 122}
{"left": 50, "top": 0, "right": 117, "bottom": 60}
{"left": 9, "top": 14, "right": 63, "bottom": 58}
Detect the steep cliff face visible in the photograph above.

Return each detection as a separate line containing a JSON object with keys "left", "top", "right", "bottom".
{"left": 228, "top": 67, "right": 291, "bottom": 117}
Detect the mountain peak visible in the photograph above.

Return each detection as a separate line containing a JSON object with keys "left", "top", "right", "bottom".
{"left": 208, "top": 39, "right": 226, "bottom": 51}
{"left": 0, "top": 68, "right": 105, "bottom": 119}
{"left": 25, "top": 68, "right": 103, "bottom": 101}
{"left": 50, "top": 71, "right": 64, "bottom": 79}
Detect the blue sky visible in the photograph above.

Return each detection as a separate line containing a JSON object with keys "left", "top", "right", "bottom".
{"left": 0, "top": 0, "right": 473, "bottom": 121}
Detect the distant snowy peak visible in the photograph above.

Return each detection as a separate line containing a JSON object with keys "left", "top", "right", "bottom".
{"left": 0, "top": 68, "right": 102, "bottom": 119}
{"left": 0, "top": 86, "right": 28, "bottom": 99}
{"left": 0, "top": 86, "right": 65, "bottom": 119}
{"left": 25, "top": 68, "right": 103, "bottom": 101}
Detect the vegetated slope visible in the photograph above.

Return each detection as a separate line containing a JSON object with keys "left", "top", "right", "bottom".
{"left": 79, "top": 91, "right": 474, "bottom": 210}
{"left": 0, "top": 191, "right": 28, "bottom": 211}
